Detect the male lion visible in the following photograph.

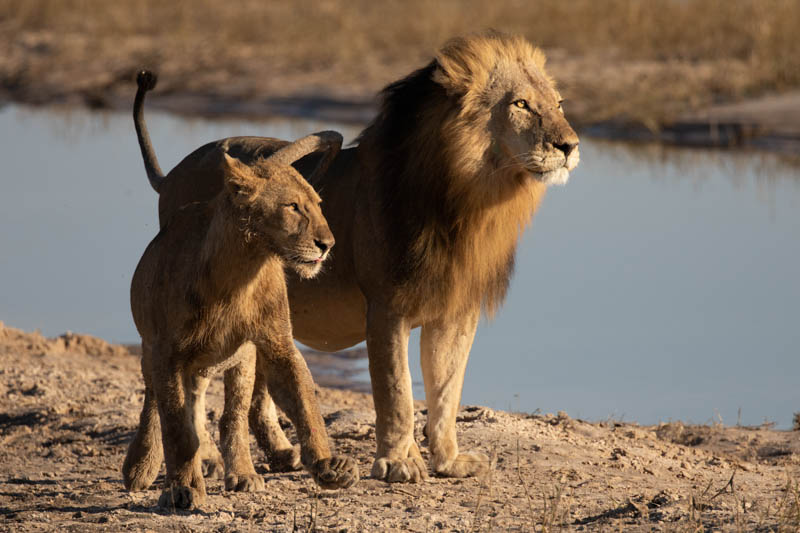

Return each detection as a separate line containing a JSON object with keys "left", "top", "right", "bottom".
{"left": 134, "top": 31, "right": 579, "bottom": 483}
{"left": 123, "top": 118, "right": 358, "bottom": 509}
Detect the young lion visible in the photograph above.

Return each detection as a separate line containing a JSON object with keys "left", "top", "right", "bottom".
{"left": 123, "top": 130, "right": 359, "bottom": 509}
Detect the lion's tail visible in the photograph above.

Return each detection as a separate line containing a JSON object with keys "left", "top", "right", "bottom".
{"left": 133, "top": 70, "right": 165, "bottom": 193}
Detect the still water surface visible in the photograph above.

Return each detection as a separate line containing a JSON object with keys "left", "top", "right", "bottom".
{"left": 1, "top": 104, "right": 798, "bottom": 428}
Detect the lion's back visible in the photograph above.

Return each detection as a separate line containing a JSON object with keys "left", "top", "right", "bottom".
{"left": 131, "top": 202, "right": 211, "bottom": 341}
{"left": 157, "top": 136, "right": 290, "bottom": 228}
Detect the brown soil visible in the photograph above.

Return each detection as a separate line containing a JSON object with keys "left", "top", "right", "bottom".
{"left": 1, "top": 321, "right": 798, "bottom": 532}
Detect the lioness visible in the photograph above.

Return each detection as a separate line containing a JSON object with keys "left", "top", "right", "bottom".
{"left": 123, "top": 120, "right": 358, "bottom": 508}
{"left": 134, "top": 31, "right": 580, "bottom": 483}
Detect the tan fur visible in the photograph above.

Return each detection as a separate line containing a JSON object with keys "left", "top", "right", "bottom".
{"left": 122, "top": 130, "right": 358, "bottom": 510}
{"left": 132, "top": 31, "right": 580, "bottom": 484}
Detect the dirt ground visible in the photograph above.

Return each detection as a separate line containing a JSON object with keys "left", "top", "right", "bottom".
{"left": 1, "top": 321, "right": 798, "bottom": 532}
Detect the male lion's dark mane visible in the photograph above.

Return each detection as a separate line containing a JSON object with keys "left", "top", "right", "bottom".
{"left": 356, "top": 42, "right": 544, "bottom": 321}
{"left": 357, "top": 62, "right": 457, "bottom": 280}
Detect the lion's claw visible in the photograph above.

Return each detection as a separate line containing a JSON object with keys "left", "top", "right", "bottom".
{"left": 158, "top": 484, "right": 204, "bottom": 510}
{"left": 202, "top": 458, "right": 224, "bottom": 479}
{"left": 371, "top": 457, "right": 428, "bottom": 483}
{"left": 433, "top": 451, "right": 489, "bottom": 478}
{"left": 269, "top": 445, "right": 302, "bottom": 472}
{"left": 311, "top": 455, "right": 359, "bottom": 489}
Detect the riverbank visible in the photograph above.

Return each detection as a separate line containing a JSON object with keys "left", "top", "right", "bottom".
{"left": 1, "top": 322, "right": 798, "bottom": 531}
{"left": 3, "top": 0, "right": 800, "bottom": 153}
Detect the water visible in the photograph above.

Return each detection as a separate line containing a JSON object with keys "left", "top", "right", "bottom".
{"left": 1, "top": 104, "right": 798, "bottom": 428}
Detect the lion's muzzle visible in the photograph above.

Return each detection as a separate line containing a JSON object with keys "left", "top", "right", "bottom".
{"left": 531, "top": 142, "right": 579, "bottom": 187}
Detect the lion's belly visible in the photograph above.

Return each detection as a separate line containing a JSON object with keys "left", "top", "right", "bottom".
{"left": 190, "top": 339, "right": 254, "bottom": 377}
{"left": 287, "top": 278, "right": 367, "bottom": 352}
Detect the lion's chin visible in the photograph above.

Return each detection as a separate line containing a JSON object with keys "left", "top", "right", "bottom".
{"left": 532, "top": 167, "right": 570, "bottom": 187}
{"left": 291, "top": 259, "right": 324, "bottom": 279}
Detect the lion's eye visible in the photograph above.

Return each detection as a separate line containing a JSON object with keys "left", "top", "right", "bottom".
{"left": 513, "top": 99, "right": 528, "bottom": 109}
{"left": 288, "top": 203, "right": 300, "bottom": 211}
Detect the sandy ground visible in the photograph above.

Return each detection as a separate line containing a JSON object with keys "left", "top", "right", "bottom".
{"left": 1, "top": 321, "right": 798, "bottom": 532}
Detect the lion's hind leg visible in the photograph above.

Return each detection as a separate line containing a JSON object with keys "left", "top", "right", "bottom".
{"left": 249, "top": 353, "right": 301, "bottom": 472}
{"left": 191, "top": 374, "right": 225, "bottom": 480}
{"left": 123, "top": 345, "right": 164, "bottom": 491}
{"left": 154, "top": 347, "right": 206, "bottom": 510}
{"left": 122, "top": 384, "right": 163, "bottom": 490}
{"left": 220, "top": 346, "right": 264, "bottom": 492}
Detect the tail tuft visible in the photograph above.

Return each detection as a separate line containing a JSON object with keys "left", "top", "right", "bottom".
{"left": 137, "top": 70, "right": 158, "bottom": 92}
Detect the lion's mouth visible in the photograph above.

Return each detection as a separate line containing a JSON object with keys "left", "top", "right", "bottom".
{"left": 296, "top": 251, "right": 329, "bottom": 265}
{"left": 524, "top": 154, "right": 564, "bottom": 172}
{"left": 525, "top": 148, "right": 579, "bottom": 186}
{"left": 526, "top": 160, "right": 569, "bottom": 186}
{"left": 290, "top": 253, "right": 328, "bottom": 280}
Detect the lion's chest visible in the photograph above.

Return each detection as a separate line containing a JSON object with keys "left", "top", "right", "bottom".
{"left": 179, "top": 268, "right": 284, "bottom": 367}
{"left": 400, "top": 195, "right": 536, "bottom": 320}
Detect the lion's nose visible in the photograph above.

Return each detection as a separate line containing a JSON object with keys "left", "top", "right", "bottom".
{"left": 554, "top": 141, "right": 578, "bottom": 157}
{"left": 314, "top": 236, "right": 334, "bottom": 253}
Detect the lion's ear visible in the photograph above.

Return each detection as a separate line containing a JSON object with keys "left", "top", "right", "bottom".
{"left": 431, "top": 36, "right": 478, "bottom": 97}
{"left": 431, "top": 59, "right": 469, "bottom": 97}
{"left": 221, "top": 153, "right": 259, "bottom": 200}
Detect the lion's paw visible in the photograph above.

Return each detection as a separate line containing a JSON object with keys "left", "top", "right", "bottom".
{"left": 202, "top": 458, "right": 224, "bottom": 479}
{"left": 311, "top": 455, "right": 359, "bottom": 489}
{"left": 434, "top": 451, "right": 489, "bottom": 478}
{"left": 269, "top": 445, "right": 302, "bottom": 472}
{"left": 122, "top": 454, "right": 161, "bottom": 491}
{"left": 371, "top": 456, "right": 428, "bottom": 483}
{"left": 158, "top": 484, "right": 205, "bottom": 510}
{"left": 224, "top": 473, "right": 265, "bottom": 492}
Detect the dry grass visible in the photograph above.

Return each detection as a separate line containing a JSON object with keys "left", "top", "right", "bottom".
{"left": 2, "top": 0, "right": 800, "bottom": 125}
{"left": 3, "top": 0, "right": 798, "bottom": 78}
{"left": 775, "top": 479, "right": 800, "bottom": 532}
{"left": 2, "top": 0, "right": 798, "bottom": 67}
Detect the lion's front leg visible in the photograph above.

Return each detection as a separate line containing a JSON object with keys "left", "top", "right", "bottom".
{"left": 420, "top": 310, "right": 488, "bottom": 478}
{"left": 367, "top": 306, "right": 427, "bottom": 483}
{"left": 256, "top": 334, "right": 359, "bottom": 489}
